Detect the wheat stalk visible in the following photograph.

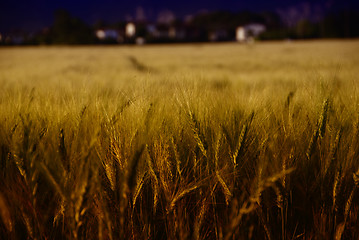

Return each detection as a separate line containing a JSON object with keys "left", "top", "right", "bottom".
{"left": 233, "top": 124, "right": 248, "bottom": 166}
{"left": 0, "top": 193, "right": 13, "bottom": 233}
{"left": 146, "top": 145, "right": 160, "bottom": 212}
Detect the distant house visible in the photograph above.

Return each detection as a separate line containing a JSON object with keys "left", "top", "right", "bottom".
{"left": 143, "top": 23, "right": 186, "bottom": 42}
{"left": 236, "top": 27, "right": 246, "bottom": 42}
{"left": 126, "top": 23, "right": 136, "bottom": 38}
{"left": 236, "top": 23, "right": 266, "bottom": 42}
{"left": 96, "top": 29, "right": 124, "bottom": 43}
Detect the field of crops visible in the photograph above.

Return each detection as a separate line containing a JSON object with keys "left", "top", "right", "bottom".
{"left": 1, "top": 40, "right": 359, "bottom": 239}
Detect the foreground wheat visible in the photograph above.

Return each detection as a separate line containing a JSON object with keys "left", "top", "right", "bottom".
{"left": 0, "top": 41, "right": 359, "bottom": 239}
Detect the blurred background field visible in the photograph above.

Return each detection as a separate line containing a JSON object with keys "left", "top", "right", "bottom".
{"left": 1, "top": 40, "right": 359, "bottom": 239}
{"left": 1, "top": 40, "right": 359, "bottom": 91}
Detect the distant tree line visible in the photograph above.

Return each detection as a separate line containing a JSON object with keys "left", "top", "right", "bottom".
{"left": 1, "top": 8, "right": 359, "bottom": 45}
{"left": 34, "top": 9, "right": 96, "bottom": 45}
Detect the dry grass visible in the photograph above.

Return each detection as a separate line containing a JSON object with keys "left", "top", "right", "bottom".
{"left": 0, "top": 40, "right": 359, "bottom": 239}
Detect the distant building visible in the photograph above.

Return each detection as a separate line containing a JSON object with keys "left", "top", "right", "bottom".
{"left": 96, "top": 29, "right": 117, "bottom": 40}
{"left": 236, "top": 24, "right": 266, "bottom": 42}
{"left": 145, "top": 23, "right": 186, "bottom": 41}
{"left": 95, "top": 29, "right": 124, "bottom": 43}
{"left": 236, "top": 27, "right": 246, "bottom": 42}
{"left": 126, "top": 23, "right": 136, "bottom": 38}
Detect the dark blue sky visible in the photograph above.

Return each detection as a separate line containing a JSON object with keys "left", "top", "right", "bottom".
{"left": 0, "top": 0, "right": 357, "bottom": 33}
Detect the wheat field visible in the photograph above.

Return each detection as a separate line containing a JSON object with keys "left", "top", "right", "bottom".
{"left": 0, "top": 40, "right": 359, "bottom": 239}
